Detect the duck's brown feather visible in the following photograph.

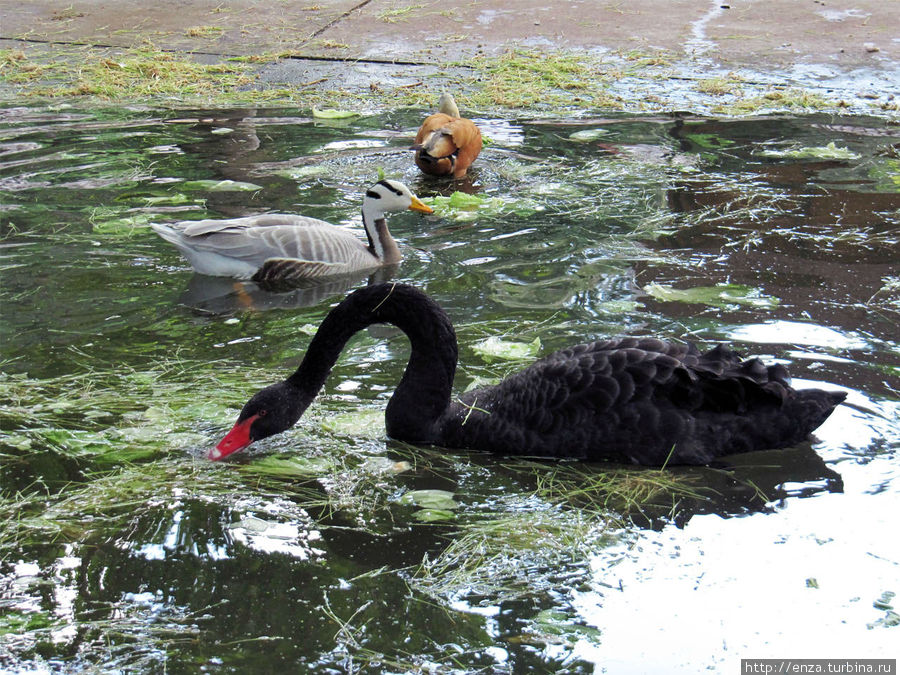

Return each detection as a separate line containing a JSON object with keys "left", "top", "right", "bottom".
{"left": 413, "top": 112, "right": 482, "bottom": 178}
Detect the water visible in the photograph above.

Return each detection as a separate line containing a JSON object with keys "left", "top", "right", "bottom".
{"left": 1, "top": 105, "right": 898, "bottom": 672}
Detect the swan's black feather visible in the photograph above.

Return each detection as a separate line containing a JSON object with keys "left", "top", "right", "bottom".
{"left": 435, "top": 336, "right": 843, "bottom": 464}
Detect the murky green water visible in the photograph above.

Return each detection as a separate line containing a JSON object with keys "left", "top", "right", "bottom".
{"left": 1, "top": 105, "right": 898, "bottom": 672}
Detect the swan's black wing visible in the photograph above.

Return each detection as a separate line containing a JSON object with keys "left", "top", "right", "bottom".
{"left": 442, "top": 337, "right": 844, "bottom": 465}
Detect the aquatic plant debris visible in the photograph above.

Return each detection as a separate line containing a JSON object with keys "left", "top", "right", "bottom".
{"left": 873, "top": 591, "right": 895, "bottom": 611}
{"left": 643, "top": 283, "right": 780, "bottom": 309}
{"left": 868, "top": 591, "right": 899, "bottom": 630}
{"left": 238, "top": 454, "right": 336, "bottom": 478}
{"left": 568, "top": 129, "right": 609, "bottom": 142}
{"left": 472, "top": 336, "right": 542, "bottom": 362}
{"left": 757, "top": 141, "right": 860, "bottom": 160}
{"left": 2, "top": 105, "right": 898, "bottom": 673}
{"left": 412, "top": 508, "right": 614, "bottom": 602}
{"left": 180, "top": 179, "right": 263, "bottom": 191}
{"left": 311, "top": 107, "right": 360, "bottom": 119}
{"left": 421, "top": 191, "right": 538, "bottom": 221}
{"left": 321, "top": 408, "right": 385, "bottom": 438}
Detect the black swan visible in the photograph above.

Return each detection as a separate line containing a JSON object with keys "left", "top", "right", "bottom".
{"left": 211, "top": 283, "right": 845, "bottom": 465}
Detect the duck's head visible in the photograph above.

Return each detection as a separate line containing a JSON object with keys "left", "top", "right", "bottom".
{"left": 363, "top": 180, "right": 433, "bottom": 217}
{"left": 437, "top": 92, "right": 460, "bottom": 118}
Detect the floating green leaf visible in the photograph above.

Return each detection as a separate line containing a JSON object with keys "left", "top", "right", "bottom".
{"left": 116, "top": 190, "right": 196, "bottom": 206}
{"left": 568, "top": 129, "right": 608, "bottom": 142}
{"left": 180, "top": 179, "right": 263, "bottom": 191}
{"left": 399, "top": 489, "right": 458, "bottom": 511}
{"left": 240, "top": 454, "right": 335, "bottom": 478}
{"left": 311, "top": 107, "right": 360, "bottom": 119}
{"left": 472, "top": 336, "right": 541, "bottom": 362}
{"left": 685, "top": 133, "right": 734, "bottom": 149}
{"left": 868, "top": 158, "right": 900, "bottom": 193}
{"left": 451, "top": 192, "right": 489, "bottom": 209}
{"left": 321, "top": 408, "right": 384, "bottom": 438}
{"left": 298, "top": 323, "right": 320, "bottom": 336}
{"left": 533, "top": 609, "right": 602, "bottom": 641}
{"left": 595, "top": 299, "right": 642, "bottom": 314}
{"left": 462, "top": 375, "right": 502, "bottom": 392}
{"left": 91, "top": 211, "right": 158, "bottom": 234}
{"left": 758, "top": 141, "right": 859, "bottom": 160}
{"left": 413, "top": 508, "right": 457, "bottom": 523}
{"left": 422, "top": 191, "right": 537, "bottom": 222}
{"left": 139, "top": 193, "right": 193, "bottom": 206}
{"left": 643, "top": 283, "right": 779, "bottom": 308}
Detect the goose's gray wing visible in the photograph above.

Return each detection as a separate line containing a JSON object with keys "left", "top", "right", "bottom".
{"left": 152, "top": 214, "right": 378, "bottom": 279}
{"left": 177, "top": 214, "right": 330, "bottom": 237}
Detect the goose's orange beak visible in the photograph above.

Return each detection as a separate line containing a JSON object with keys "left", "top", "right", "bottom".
{"left": 408, "top": 196, "right": 434, "bottom": 214}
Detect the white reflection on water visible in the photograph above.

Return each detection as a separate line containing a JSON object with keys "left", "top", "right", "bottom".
{"left": 570, "top": 373, "right": 900, "bottom": 672}
{"left": 723, "top": 321, "right": 871, "bottom": 350}
{"left": 577, "top": 485, "right": 900, "bottom": 672}
{"left": 473, "top": 119, "right": 525, "bottom": 146}
{"left": 227, "top": 516, "right": 324, "bottom": 559}
{"left": 125, "top": 500, "right": 325, "bottom": 562}
{"left": 318, "top": 139, "right": 386, "bottom": 152}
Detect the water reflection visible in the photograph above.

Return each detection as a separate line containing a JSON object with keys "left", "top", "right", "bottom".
{"left": 724, "top": 320, "right": 872, "bottom": 350}
{"left": 1, "top": 105, "right": 898, "bottom": 672}
{"left": 175, "top": 266, "right": 397, "bottom": 315}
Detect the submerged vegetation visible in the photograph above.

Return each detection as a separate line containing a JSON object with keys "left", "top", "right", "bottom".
{"left": 1, "top": 97, "right": 898, "bottom": 670}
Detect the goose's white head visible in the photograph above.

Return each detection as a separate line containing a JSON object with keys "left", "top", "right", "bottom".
{"left": 362, "top": 180, "right": 433, "bottom": 218}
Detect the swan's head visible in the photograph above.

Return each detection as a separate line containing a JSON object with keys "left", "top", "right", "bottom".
{"left": 363, "top": 180, "right": 433, "bottom": 217}
{"left": 210, "top": 382, "right": 309, "bottom": 461}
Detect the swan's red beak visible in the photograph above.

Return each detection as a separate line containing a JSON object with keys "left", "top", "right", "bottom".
{"left": 209, "top": 414, "right": 258, "bottom": 461}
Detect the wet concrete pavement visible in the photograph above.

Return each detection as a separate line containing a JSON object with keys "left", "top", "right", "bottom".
{"left": 1, "top": 0, "right": 897, "bottom": 107}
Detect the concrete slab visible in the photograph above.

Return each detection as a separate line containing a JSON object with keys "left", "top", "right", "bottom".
{"left": 3, "top": 0, "right": 896, "bottom": 69}
{"left": 1, "top": 0, "right": 897, "bottom": 110}
{"left": 0, "top": 0, "right": 361, "bottom": 55}
{"left": 303, "top": 0, "right": 702, "bottom": 62}
{"left": 701, "top": 1, "right": 898, "bottom": 69}
{"left": 303, "top": 0, "right": 897, "bottom": 69}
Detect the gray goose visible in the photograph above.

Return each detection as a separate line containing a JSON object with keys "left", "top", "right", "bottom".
{"left": 152, "top": 180, "right": 432, "bottom": 282}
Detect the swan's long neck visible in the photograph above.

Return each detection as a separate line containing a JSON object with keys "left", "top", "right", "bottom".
{"left": 286, "top": 284, "right": 458, "bottom": 442}
{"left": 361, "top": 199, "right": 401, "bottom": 264}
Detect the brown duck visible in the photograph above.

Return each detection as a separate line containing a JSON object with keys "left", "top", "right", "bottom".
{"left": 412, "top": 93, "right": 482, "bottom": 179}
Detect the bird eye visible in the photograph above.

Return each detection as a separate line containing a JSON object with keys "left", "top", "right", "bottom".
{"left": 258, "top": 409, "right": 268, "bottom": 417}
